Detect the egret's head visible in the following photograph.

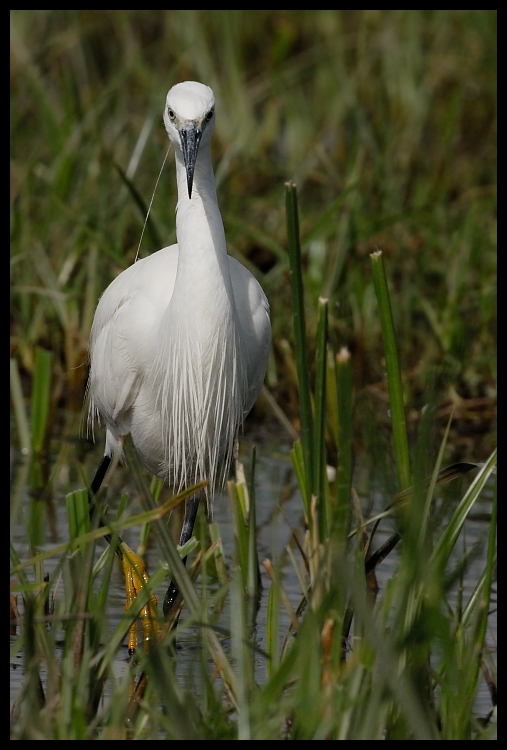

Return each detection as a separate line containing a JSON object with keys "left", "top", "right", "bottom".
{"left": 164, "top": 81, "right": 216, "bottom": 198}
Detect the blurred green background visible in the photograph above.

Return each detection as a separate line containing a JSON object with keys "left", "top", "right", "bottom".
{"left": 10, "top": 10, "right": 496, "bottom": 461}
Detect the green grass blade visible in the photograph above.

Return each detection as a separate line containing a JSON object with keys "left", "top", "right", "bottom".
{"left": 208, "top": 522, "right": 229, "bottom": 588}
{"left": 335, "top": 347, "right": 353, "bottom": 541}
{"left": 314, "top": 297, "right": 329, "bottom": 541}
{"left": 370, "top": 251, "right": 411, "bottom": 492}
{"left": 65, "top": 489, "right": 90, "bottom": 558}
{"left": 27, "top": 494, "right": 45, "bottom": 550}
{"left": 10, "top": 358, "right": 31, "bottom": 456}
{"left": 430, "top": 449, "right": 497, "bottom": 573}
{"left": 290, "top": 440, "right": 309, "bottom": 520}
{"left": 417, "top": 410, "right": 453, "bottom": 548}
{"left": 10, "top": 458, "right": 30, "bottom": 540}
{"left": 11, "top": 491, "right": 201, "bottom": 576}
{"left": 265, "top": 564, "right": 281, "bottom": 681}
{"left": 286, "top": 182, "right": 314, "bottom": 503}
{"left": 465, "top": 470, "right": 496, "bottom": 706}
{"left": 247, "top": 448, "right": 259, "bottom": 618}
{"left": 228, "top": 479, "right": 249, "bottom": 588}
{"left": 30, "top": 347, "right": 53, "bottom": 454}
{"left": 460, "top": 550, "right": 497, "bottom": 627}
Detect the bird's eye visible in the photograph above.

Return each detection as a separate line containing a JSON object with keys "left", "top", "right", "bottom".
{"left": 206, "top": 109, "right": 214, "bottom": 122}
{"left": 168, "top": 109, "right": 175, "bottom": 120}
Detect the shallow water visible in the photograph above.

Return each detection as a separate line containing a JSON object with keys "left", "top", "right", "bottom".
{"left": 10, "top": 422, "right": 496, "bottom": 727}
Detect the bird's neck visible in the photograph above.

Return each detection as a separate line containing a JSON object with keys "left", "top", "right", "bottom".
{"left": 172, "top": 142, "right": 236, "bottom": 316}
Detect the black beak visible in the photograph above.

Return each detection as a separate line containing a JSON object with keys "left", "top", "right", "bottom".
{"left": 179, "top": 125, "right": 202, "bottom": 198}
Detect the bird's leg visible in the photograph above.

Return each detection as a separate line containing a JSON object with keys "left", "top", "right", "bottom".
{"left": 88, "top": 455, "right": 114, "bottom": 546}
{"left": 120, "top": 544, "right": 161, "bottom": 655}
{"left": 88, "top": 455, "right": 160, "bottom": 655}
{"left": 163, "top": 491, "right": 202, "bottom": 618}
{"left": 90, "top": 455, "right": 112, "bottom": 496}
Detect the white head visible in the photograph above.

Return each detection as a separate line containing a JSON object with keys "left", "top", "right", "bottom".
{"left": 163, "top": 81, "right": 216, "bottom": 198}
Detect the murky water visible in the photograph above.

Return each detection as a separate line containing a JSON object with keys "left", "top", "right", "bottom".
{"left": 10, "top": 421, "right": 496, "bottom": 725}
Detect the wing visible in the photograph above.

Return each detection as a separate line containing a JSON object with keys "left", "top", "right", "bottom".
{"left": 87, "top": 245, "right": 179, "bottom": 453}
{"left": 228, "top": 256, "right": 271, "bottom": 416}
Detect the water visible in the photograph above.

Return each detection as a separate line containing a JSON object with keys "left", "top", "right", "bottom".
{"left": 10, "top": 421, "right": 496, "bottom": 727}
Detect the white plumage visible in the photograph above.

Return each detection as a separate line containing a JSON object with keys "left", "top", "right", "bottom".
{"left": 87, "top": 81, "right": 271, "bottom": 502}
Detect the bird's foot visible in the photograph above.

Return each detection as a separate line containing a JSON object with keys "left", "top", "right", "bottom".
{"left": 120, "top": 542, "right": 162, "bottom": 655}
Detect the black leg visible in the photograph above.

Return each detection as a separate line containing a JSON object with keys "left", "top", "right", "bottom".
{"left": 163, "top": 492, "right": 202, "bottom": 617}
{"left": 90, "top": 455, "right": 111, "bottom": 496}
{"left": 88, "top": 455, "right": 124, "bottom": 559}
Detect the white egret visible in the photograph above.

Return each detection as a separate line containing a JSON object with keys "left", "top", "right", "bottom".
{"left": 87, "top": 81, "right": 271, "bottom": 649}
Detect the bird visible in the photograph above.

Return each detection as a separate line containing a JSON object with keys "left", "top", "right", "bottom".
{"left": 86, "top": 81, "right": 271, "bottom": 651}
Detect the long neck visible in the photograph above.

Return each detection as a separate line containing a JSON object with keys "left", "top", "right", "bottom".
{"left": 171, "top": 141, "right": 236, "bottom": 316}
